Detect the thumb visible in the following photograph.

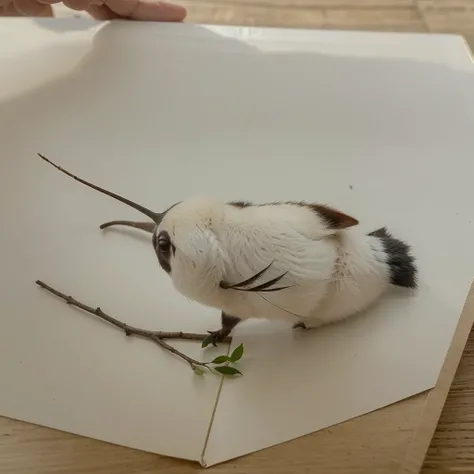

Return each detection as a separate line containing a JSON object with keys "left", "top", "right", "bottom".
{"left": 98, "top": 0, "right": 186, "bottom": 21}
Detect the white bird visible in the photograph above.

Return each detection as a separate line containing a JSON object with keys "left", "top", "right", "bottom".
{"left": 38, "top": 153, "right": 418, "bottom": 346}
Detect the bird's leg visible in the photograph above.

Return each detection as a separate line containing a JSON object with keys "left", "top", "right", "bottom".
{"left": 207, "top": 312, "right": 241, "bottom": 347}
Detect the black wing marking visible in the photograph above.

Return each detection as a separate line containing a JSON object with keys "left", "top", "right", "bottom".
{"left": 219, "top": 261, "right": 293, "bottom": 293}
{"left": 219, "top": 261, "right": 273, "bottom": 289}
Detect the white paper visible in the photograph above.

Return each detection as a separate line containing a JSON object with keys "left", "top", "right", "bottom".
{"left": 0, "top": 18, "right": 473, "bottom": 467}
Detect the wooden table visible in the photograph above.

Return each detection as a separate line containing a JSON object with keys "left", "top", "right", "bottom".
{"left": 1, "top": 2, "right": 474, "bottom": 473}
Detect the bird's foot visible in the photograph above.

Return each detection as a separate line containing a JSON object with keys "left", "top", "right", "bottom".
{"left": 292, "top": 322, "right": 308, "bottom": 330}
{"left": 203, "top": 329, "right": 226, "bottom": 347}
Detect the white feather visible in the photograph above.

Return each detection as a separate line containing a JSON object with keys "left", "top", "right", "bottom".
{"left": 156, "top": 197, "right": 396, "bottom": 327}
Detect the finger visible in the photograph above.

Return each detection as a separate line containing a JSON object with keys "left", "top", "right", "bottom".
{"left": 34, "top": 2, "right": 52, "bottom": 13}
{"left": 0, "top": 2, "right": 21, "bottom": 14}
{"left": 85, "top": 3, "right": 119, "bottom": 19}
{"left": 105, "top": 0, "right": 186, "bottom": 21}
{"left": 63, "top": 0, "right": 90, "bottom": 10}
{"left": 14, "top": 0, "right": 53, "bottom": 15}
{"left": 37, "top": 0, "right": 64, "bottom": 4}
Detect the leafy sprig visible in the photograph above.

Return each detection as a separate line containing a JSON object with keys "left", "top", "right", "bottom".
{"left": 192, "top": 343, "right": 244, "bottom": 376}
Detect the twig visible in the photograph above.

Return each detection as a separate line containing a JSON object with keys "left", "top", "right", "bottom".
{"left": 35, "top": 280, "right": 233, "bottom": 372}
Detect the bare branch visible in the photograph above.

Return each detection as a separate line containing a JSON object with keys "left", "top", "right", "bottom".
{"left": 35, "top": 280, "right": 231, "bottom": 370}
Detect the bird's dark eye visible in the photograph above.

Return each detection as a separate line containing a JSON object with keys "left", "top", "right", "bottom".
{"left": 153, "top": 230, "right": 174, "bottom": 274}
{"left": 157, "top": 231, "right": 170, "bottom": 253}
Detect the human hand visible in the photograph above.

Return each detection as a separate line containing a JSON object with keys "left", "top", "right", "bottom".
{"left": 0, "top": 0, "right": 187, "bottom": 21}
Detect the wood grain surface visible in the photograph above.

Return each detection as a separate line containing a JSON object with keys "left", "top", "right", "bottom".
{"left": 1, "top": 2, "right": 474, "bottom": 474}
{"left": 423, "top": 326, "right": 474, "bottom": 472}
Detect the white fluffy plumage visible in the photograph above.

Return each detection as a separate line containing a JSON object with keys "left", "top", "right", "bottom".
{"left": 155, "top": 197, "right": 416, "bottom": 329}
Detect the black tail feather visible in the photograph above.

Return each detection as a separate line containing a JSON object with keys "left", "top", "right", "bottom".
{"left": 368, "top": 226, "right": 418, "bottom": 289}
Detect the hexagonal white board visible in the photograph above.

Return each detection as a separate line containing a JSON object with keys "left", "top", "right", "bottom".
{"left": 0, "top": 18, "right": 473, "bottom": 468}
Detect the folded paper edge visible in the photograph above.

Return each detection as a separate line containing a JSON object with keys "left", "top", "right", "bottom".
{"left": 200, "top": 342, "right": 233, "bottom": 468}
{"left": 194, "top": 279, "right": 474, "bottom": 468}
{"left": 398, "top": 278, "right": 474, "bottom": 474}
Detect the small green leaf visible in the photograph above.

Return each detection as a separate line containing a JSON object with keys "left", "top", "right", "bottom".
{"left": 211, "top": 355, "right": 230, "bottom": 364}
{"left": 201, "top": 335, "right": 214, "bottom": 348}
{"left": 214, "top": 366, "right": 242, "bottom": 376}
{"left": 229, "top": 343, "right": 244, "bottom": 362}
{"left": 193, "top": 367, "right": 205, "bottom": 376}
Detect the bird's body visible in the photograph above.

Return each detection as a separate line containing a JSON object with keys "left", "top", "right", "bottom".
{"left": 157, "top": 197, "right": 412, "bottom": 329}
{"left": 37, "top": 154, "right": 418, "bottom": 343}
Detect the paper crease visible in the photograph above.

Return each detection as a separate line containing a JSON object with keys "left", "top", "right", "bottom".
{"left": 200, "top": 342, "right": 233, "bottom": 468}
